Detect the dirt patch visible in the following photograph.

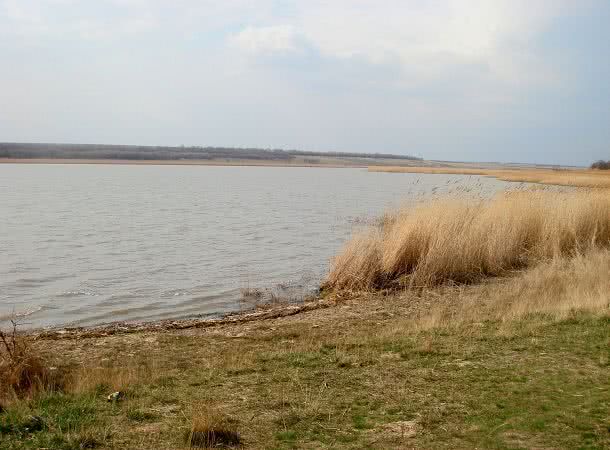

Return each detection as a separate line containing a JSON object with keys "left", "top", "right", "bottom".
{"left": 372, "top": 420, "right": 418, "bottom": 439}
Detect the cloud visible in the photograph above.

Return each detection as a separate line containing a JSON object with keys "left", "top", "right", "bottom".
{"left": 322, "top": 1, "right": 573, "bottom": 86}
{"left": 224, "top": 0, "right": 577, "bottom": 89}
{"left": 0, "top": 0, "right": 606, "bottom": 165}
{"left": 0, "top": 0, "right": 162, "bottom": 41}
{"left": 1, "top": 0, "right": 574, "bottom": 71}
{"left": 230, "top": 25, "right": 300, "bottom": 54}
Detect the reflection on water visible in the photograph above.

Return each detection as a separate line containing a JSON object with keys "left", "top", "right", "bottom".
{"left": 0, "top": 164, "right": 520, "bottom": 328}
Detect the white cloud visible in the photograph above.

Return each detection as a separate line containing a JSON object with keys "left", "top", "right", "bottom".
{"left": 1, "top": 0, "right": 574, "bottom": 73}
{"left": 0, "top": 0, "right": 583, "bottom": 90}
{"left": 230, "top": 25, "right": 299, "bottom": 54}
{"left": 217, "top": 0, "right": 583, "bottom": 89}
{"left": 289, "top": 0, "right": 575, "bottom": 86}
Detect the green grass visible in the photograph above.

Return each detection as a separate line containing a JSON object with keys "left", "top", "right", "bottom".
{"left": 0, "top": 393, "right": 111, "bottom": 449}
{"left": 1, "top": 313, "right": 608, "bottom": 449}
{"left": 126, "top": 408, "right": 158, "bottom": 423}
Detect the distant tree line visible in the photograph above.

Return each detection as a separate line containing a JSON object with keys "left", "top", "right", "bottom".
{"left": 591, "top": 160, "right": 610, "bottom": 170}
{"left": 0, "top": 143, "right": 421, "bottom": 162}
{"left": 287, "top": 150, "right": 422, "bottom": 160}
{"left": 0, "top": 143, "right": 291, "bottom": 161}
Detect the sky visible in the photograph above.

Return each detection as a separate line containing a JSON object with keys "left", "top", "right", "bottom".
{"left": 0, "top": 1, "right": 608, "bottom": 166}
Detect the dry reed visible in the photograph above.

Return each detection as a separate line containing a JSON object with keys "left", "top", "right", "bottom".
{"left": 415, "top": 248, "right": 610, "bottom": 328}
{"left": 368, "top": 166, "right": 610, "bottom": 189}
{"left": 324, "top": 190, "right": 610, "bottom": 291}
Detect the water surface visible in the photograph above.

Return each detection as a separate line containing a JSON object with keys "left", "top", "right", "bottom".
{"left": 0, "top": 164, "right": 519, "bottom": 328}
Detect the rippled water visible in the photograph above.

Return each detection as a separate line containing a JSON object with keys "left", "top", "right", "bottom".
{"left": 0, "top": 164, "right": 519, "bottom": 328}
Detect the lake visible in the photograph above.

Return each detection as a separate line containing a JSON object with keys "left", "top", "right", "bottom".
{"left": 0, "top": 164, "right": 520, "bottom": 328}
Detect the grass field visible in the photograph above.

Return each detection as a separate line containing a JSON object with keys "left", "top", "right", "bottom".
{"left": 1, "top": 286, "right": 608, "bottom": 449}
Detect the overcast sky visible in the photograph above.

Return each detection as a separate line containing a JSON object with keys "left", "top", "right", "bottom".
{"left": 1, "top": 1, "right": 608, "bottom": 165}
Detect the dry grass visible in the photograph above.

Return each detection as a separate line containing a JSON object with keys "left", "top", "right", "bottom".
{"left": 369, "top": 165, "right": 610, "bottom": 188}
{"left": 324, "top": 190, "right": 610, "bottom": 291}
{"left": 323, "top": 230, "right": 385, "bottom": 292}
{"left": 187, "top": 405, "right": 241, "bottom": 449}
{"left": 67, "top": 364, "right": 150, "bottom": 395}
{"left": 482, "top": 248, "right": 610, "bottom": 320}
{"left": 0, "top": 321, "right": 54, "bottom": 399}
{"left": 414, "top": 248, "right": 610, "bottom": 329}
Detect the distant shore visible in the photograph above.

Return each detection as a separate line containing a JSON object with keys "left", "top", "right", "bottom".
{"left": 4, "top": 157, "right": 609, "bottom": 188}
{"left": 369, "top": 165, "right": 610, "bottom": 188}
{"left": 0, "top": 157, "right": 610, "bottom": 188}
{"left": 0, "top": 158, "right": 367, "bottom": 168}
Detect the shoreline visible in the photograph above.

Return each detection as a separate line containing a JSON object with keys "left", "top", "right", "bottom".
{"left": 6, "top": 161, "right": 608, "bottom": 337}
{"left": 3, "top": 158, "right": 607, "bottom": 187}
{"left": 31, "top": 298, "right": 332, "bottom": 340}
{"left": 12, "top": 263, "right": 609, "bottom": 448}
{"left": 4, "top": 190, "right": 609, "bottom": 448}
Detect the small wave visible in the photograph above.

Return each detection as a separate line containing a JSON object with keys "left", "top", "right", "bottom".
{"left": 95, "top": 293, "right": 149, "bottom": 307}
{"left": 162, "top": 289, "right": 192, "bottom": 298}
{"left": 57, "top": 290, "right": 99, "bottom": 298}
{"left": 15, "top": 273, "right": 72, "bottom": 283}
{"left": 0, "top": 305, "right": 46, "bottom": 323}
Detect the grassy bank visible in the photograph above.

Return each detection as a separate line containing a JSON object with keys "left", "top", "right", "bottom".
{"left": 2, "top": 190, "right": 609, "bottom": 449}
{"left": 0, "top": 287, "right": 608, "bottom": 449}
{"left": 0, "top": 291, "right": 608, "bottom": 449}
{"left": 368, "top": 166, "right": 610, "bottom": 189}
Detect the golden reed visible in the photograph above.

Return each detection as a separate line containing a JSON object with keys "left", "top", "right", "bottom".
{"left": 324, "top": 190, "right": 610, "bottom": 291}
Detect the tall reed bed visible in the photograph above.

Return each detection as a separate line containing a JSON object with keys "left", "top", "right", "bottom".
{"left": 368, "top": 166, "right": 610, "bottom": 189}
{"left": 323, "top": 190, "right": 610, "bottom": 291}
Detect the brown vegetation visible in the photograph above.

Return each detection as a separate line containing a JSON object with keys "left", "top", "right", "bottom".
{"left": 67, "top": 365, "right": 150, "bottom": 395}
{"left": 591, "top": 159, "right": 610, "bottom": 170}
{"left": 188, "top": 405, "right": 241, "bottom": 449}
{"left": 0, "top": 321, "right": 50, "bottom": 398}
{"left": 369, "top": 165, "right": 610, "bottom": 188}
{"left": 324, "top": 190, "right": 610, "bottom": 292}
{"left": 415, "top": 247, "right": 610, "bottom": 328}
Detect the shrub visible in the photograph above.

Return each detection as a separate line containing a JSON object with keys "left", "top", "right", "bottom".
{"left": 0, "top": 320, "right": 49, "bottom": 397}
{"left": 591, "top": 160, "right": 610, "bottom": 170}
